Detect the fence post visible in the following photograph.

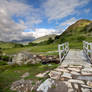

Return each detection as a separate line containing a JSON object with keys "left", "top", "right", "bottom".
{"left": 58, "top": 45, "right": 61, "bottom": 63}
{"left": 90, "top": 43, "right": 92, "bottom": 63}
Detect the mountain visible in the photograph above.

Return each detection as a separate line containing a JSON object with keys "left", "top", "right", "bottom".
{"left": 55, "top": 19, "right": 92, "bottom": 49}
{"left": 33, "top": 34, "right": 56, "bottom": 43}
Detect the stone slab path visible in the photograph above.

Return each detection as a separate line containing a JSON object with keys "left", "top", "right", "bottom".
{"left": 37, "top": 50, "right": 92, "bottom": 92}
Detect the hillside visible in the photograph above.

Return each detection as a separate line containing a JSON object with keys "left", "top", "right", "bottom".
{"left": 33, "top": 34, "right": 56, "bottom": 43}
{"left": 55, "top": 19, "right": 92, "bottom": 49}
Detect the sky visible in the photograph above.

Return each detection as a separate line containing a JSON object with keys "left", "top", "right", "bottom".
{"left": 0, "top": 0, "right": 92, "bottom": 41}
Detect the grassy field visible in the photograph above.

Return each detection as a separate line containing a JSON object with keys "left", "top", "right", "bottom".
{"left": 0, "top": 63, "right": 59, "bottom": 92}
{"left": 2, "top": 43, "right": 58, "bottom": 55}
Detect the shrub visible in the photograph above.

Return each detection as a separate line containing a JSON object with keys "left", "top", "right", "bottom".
{"left": 28, "top": 42, "right": 37, "bottom": 46}
{"left": 14, "top": 44, "right": 24, "bottom": 48}
{"left": 0, "top": 61, "right": 7, "bottom": 65}
{"left": 0, "top": 56, "right": 11, "bottom": 61}
{"left": 47, "top": 37, "right": 54, "bottom": 44}
{"left": 55, "top": 35, "right": 60, "bottom": 40}
{"left": 77, "top": 36, "right": 86, "bottom": 42}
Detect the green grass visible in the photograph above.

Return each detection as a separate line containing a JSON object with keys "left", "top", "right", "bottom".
{"left": 3, "top": 43, "right": 58, "bottom": 55}
{"left": 0, "top": 63, "right": 59, "bottom": 92}
{"left": 0, "top": 42, "right": 15, "bottom": 49}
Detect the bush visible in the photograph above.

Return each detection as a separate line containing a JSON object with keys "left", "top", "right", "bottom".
{"left": 47, "top": 37, "right": 54, "bottom": 44}
{"left": 77, "top": 36, "right": 86, "bottom": 42}
{"left": 0, "top": 61, "right": 7, "bottom": 65}
{"left": 59, "top": 36, "right": 66, "bottom": 43}
{"left": 0, "top": 56, "right": 11, "bottom": 61}
{"left": 55, "top": 35, "right": 60, "bottom": 40}
{"left": 14, "top": 44, "right": 24, "bottom": 48}
{"left": 28, "top": 42, "right": 37, "bottom": 46}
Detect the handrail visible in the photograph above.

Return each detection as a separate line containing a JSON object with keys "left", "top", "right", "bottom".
{"left": 83, "top": 41, "right": 92, "bottom": 63}
{"left": 58, "top": 42, "right": 69, "bottom": 63}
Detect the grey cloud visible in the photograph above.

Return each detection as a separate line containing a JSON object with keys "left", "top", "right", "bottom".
{"left": 0, "top": 0, "right": 42, "bottom": 41}
{"left": 42, "top": 0, "right": 90, "bottom": 21}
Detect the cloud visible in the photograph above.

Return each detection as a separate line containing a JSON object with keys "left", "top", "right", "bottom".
{"left": 43, "top": 0, "right": 90, "bottom": 21}
{"left": 22, "top": 28, "right": 57, "bottom": 39}
{"left": 0, "top": 0, "right": 42, "bottom": 41}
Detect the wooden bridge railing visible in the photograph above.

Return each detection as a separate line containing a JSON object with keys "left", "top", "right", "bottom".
{"left": 58, "top": 42, "right": 69, "bottom": 63}
{"left": 83, "top": 41, "right": 92, "bottom": 63}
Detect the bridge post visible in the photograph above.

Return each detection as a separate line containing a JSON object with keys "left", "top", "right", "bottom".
{"left": 83, "top": 41, "right": 92, "bottom": 63}
{"left": 90, "top": 43, "right": 92, "bottom": 62}
{"left": 58, "top": 42, "right": 69, "bottom": 63}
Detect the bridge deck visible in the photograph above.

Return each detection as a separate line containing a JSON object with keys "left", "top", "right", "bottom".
{"left": 38, "top": 50, "right": 92, "bottom": 92}
{"left": 61, "top": 50, "right": 91, "bottom": 67}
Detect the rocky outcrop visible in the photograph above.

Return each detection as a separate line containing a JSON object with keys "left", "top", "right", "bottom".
{"left": 11, "top": 79, "right": 41, "bottom": 92}
{"left": 12, "top": 52, "right": 59, "bottom": 65}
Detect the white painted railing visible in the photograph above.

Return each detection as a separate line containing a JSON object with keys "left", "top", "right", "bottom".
{"left": 58, "top": 42, "right": 69, "bottom": 63}
{"left": 83, "top": 41, "right": 92, "bottom": 63}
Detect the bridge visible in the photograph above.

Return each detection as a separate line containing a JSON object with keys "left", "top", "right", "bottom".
{"left": 48, "top": 41, "right": 92, "bottom": 92}
{"left": 37, "top": 41, "right": 92, "bottom": 92}
{"left": 58, "top": 41, "right": 92, "bottom": 64}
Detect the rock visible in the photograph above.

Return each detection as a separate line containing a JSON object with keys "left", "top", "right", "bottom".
{"left": 68, "top": 68, "right": 80, "bottom": 72}
{"left": 68, "top": 79, "right": 84, "bottom": 84}
{"left": 74, "top": 83, "right": 78, "bottom": 89}
{"left": 64, "top": 81, "right": 72, "bottom": 88}
{"left": 11, "top": 79, "right": 39, "bottom": 92}
{"left": 37, "top": 78, "right": 68, "bottom": 92}
{"left": 36, "top": 71, "right": 49, "bottom": 78}
{"left": 81, "top": 88, "right": 91, "bottom": 92}
{"left": 12, "top": 52, "right": 32, "bottom": 65}
{"left": 37, "top": 78, "right": 54, "bottom": 92}
{"left": 77, "top": 75, "right": 92, "bottom": 81}
{"left": 71, "top": 71, "right": 80, "bottom": 75}
{"left": 55, "top": 68, "right": 69, "bottom": 73}
{"left": 49, "top": 71, "right": 61, "bottom": 80}
{"left": 48, "top": 64, "right": 52, "bottom": 66}
{"left": 68, "top": 88, "right": 74, "bottom": 92}
{"left": 81, "top": 68, "right": 92, "bottom": 75}
{"left": 87, "top": 81, "right": 92, "bottom": 87}
{"left": 59, "top": 65, "right": 68, "bottom": 68}
{"left": 21, "top": 72, "right": 30, "bottom": 78}
{"left": 81, "top": 84, "right": 92, "bottom": 89}
{"left": 61, "top": 72, "right": 72, "bottom": 79}
{"left": 69, "top": 65, "right": 83, "bottom": 69}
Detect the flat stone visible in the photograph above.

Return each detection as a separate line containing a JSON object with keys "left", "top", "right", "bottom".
{"left": 81, "top": 88, "right": 91, "bottom": 92}
{"left": 74, "top": 83, "right": 78, "bottom": 89}
{"left": 69, "top": 65, "right": 83, "bottom": 69}
{"left": 77, "top": 75, "right": 92, "bottom": 81}
{"left": 61, "top": 72, "right": 72, "bottom": 79}
{"left": 68, "top": 79, "right": 84, "bottom": 84}
{"left": 87, "top": 81, "right": 92, "bottom": 87}
{"left": 59, "top": 65, "right": 68, "bottom": 68}
{"left": 71, "top": 71, "right": 80, "bottom": 75}
{"left": 81, "top": 68, "right": 92, "bottom": 75}
{"left": 81, "top": 84, "right": 92, "bottom": 89}
{"left": 68, "top": 88, "right": 74, "bottom": 92}
{"left": 37, "top": 78, "right": 54, "bottom": 92}
{"left": 68, "top": 68, "right": 80, "bottom": 72}
{"left": 36, "top": 71, "right": 49, "bottom": 78}
{"left": 49, "top": 71, "right": 61, "bottom": 80}
{"left": 21, "top": 72, "right": 30, "bottom": 78}
{"left": 37, "top": 79, "right": 68, "bottom": 92}
{"left": 64, "top": 81, "right": 72, "bottom": 88}
{"left": 55, "top": 68, "right": 69, "bottom": 73}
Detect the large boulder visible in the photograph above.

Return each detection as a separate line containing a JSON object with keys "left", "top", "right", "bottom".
{"left": 11, "top": 79, "right": 41, "bottom": 92}
{"left": 12, "top": 52, "right": 31, "bottom": 65}
{"left": 12, "top": 52, "right": 41, "bottom": 65}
